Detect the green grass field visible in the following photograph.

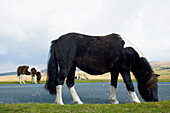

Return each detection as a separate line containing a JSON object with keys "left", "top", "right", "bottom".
{"left": 0, "top": 100, "right": 169, "bottom": 113}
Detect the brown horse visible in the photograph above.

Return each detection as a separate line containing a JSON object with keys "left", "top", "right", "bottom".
{"left": 17, "top": 65, "right": 42, "bottom": 84}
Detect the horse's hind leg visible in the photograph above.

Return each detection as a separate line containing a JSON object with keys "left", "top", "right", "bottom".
{"left": 32, "top": 75, "right": 37, "bottom": 84}
{"left": 55, "top": 85, "right": 64, "bottom": 105}
{"left": 21, "top": 75, "right": 26, "bottom": 84}
{"left": 66, "top": 66, "right": 83, "bottom": 104}
{"left": 19, "top": 75, "right": 22, "bottom": 84}
{"left": 55, "top": 68, "right": 70, "bottom": 105}
{"left": 110, "top": 70, "right": 119, "bottom": 104}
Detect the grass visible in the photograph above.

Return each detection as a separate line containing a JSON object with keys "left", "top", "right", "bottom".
{"left": 0, "top": 79, "right": 170, "bottom": 85}
{"left": 0, "top": 100, "right": 169, "bottom": 113}
{"left": 158, "top": 79, "right": 170, "bottom": 82}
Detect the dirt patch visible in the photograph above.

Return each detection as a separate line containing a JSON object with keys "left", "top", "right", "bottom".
{"left": 0, "top": 75, "right": 47, "bottom": 82}
{"left": 0, "top": 75, "right": 20, "bottom": 82}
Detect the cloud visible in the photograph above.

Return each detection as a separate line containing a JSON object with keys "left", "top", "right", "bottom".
{"left": 0, "top": 0, "right": 170, "bottom": 73}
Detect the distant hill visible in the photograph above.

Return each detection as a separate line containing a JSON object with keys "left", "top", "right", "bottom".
{"left": 0, "top": 72, "right": 17, "bottom": 76}
{"left": 150, "top": 61, "right": 170, "bottom": 71}
{"left": 41, "top": 69, "right": 47, "bottom": 73}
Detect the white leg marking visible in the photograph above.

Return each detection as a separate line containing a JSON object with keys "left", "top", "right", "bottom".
{"left": 55, "top": 85, "right": 64, "bottom": 105}
{"left": 31, "top": 75, "right": 34, "bottom": 83}
{"left": 21, "top": 75, "right": 26, "bottom": 84}
{"left": 129, "top": 91, "right": 141, "bottom": 103}
{"left": 69, "top": 86, "right": 83, "bottom": 104}
{"left": 33, "top": 76, "right": 37, "bottom": 84}
{"left": 19, "top": 76, "right": 22, "bottom": 84}
{"left": 110, "top": 85, "right": 119, "bottom": 104}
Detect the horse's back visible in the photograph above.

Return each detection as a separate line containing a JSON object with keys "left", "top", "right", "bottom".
{"left": 28, "top": 66, "right": 40, "bottom": 72}
{"left": 52, "top": 33, "right": 125, "bottom": 75}
{"left": 17, "top": 65, "right": 29, "bottom": 75}
{"left": 55, "top": 32, "right": 124, "bottom": 56}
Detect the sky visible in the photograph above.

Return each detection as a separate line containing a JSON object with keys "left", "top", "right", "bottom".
{"left": 0, "top": 0, "right": 170, "bottom": 73}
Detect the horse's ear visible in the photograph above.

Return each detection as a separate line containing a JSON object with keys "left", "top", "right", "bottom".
{"left": 155, "top": 74, "right": 160, "bottom": 77}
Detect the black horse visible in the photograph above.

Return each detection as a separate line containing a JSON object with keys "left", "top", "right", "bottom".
{"left": 45, "top": 33, "right": 159, "bottom": 105}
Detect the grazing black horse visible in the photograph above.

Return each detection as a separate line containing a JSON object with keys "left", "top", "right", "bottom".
{"left": 45, "top": 33, "right": 159, "bottom": 105}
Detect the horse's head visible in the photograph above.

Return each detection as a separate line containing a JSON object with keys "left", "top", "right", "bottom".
{"left": 36, "top": 72, "right": 42, "bottom": 84}
{"left": 132, "top": 57, "right": 160, "bottom": 102}
{"left": 138, "top": 73, "right": 160, "bottom": 102}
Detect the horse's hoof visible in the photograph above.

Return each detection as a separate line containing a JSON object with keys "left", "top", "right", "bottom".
{"left": 74, "top": 101, "right": 83, "bottom": 104}
{"left": 54, "top": 101, "right": 64, "bottom": 105}
{"left": 132, "top": 99, "right": 141, "bottom": 103}
{"left": 111, "top": 100, "right": 119, "bottom": 104}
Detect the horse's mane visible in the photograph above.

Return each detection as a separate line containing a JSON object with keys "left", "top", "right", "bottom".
{"left": 134, "top": 57, "right": 158, "bottom": 89}
{"left": 125, "top": 47, "right": 158, "bottom": 90}
{"left": 145, "top": 74, "right": 158, "bottom": 90}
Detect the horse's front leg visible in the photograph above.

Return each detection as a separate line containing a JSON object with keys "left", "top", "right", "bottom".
{"left": 31, "top": 75, "right": 34, "bottom": 83}
{"left": 110, "top": 70, "right": 119, "bottom": 104}
{"left": 33, "top": 75, "right": 37, "bottom": 84}
{"left": 120, "top": 68, "right": 140, "bottom": 103}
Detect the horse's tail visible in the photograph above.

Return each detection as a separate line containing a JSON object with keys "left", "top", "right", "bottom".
{"left": 45, "top": 40, "right": 58, "bottom": 95}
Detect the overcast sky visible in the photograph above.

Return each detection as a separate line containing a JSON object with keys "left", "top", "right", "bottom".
{"left": 0, "top": 0, "right": 170, "bottom": 73}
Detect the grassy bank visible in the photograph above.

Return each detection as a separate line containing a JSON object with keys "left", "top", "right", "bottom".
{"left": 0, "top": 100, "right": 169, "bottom": 113}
